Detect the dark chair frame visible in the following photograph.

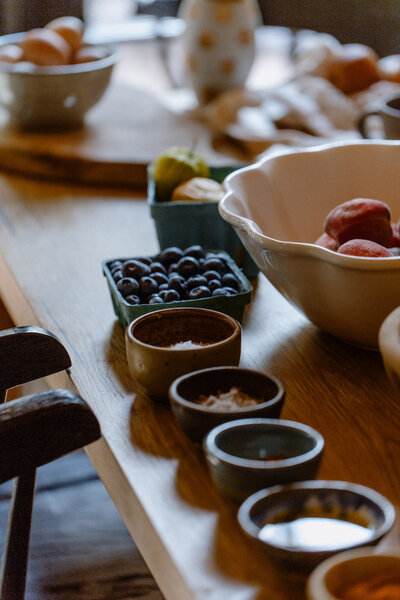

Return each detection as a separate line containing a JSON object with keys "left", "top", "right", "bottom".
{"left": 0, "top": 326, "right": 101, "bottom": 600}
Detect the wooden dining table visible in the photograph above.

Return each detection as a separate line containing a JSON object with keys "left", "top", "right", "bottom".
{"left": 0, "top": 27, "right": 399, "bottom": 600}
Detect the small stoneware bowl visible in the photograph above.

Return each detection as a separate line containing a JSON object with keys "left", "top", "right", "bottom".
{"left": 125, "top": 307, "right": 241, "bottom": 403}
{"left": 203, "top": 418, "right": 324, "bottom": 503}
{"left": 307, "top": 547, "right": 400, "bottom": 600}
{"left": 238, "top": 481, "right": 395, "bottom": 570}
{"left": 169, "top": 366, "right": 285, "bottom": 443}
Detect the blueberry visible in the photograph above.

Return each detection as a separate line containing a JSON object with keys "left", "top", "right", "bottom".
{"left": 168, "top": 274, "right": 187, "bottom": 296}
{"left": 125, "top": 294, "right": 141, "bottom": 305}
{"left": 135, "top": 256, "right": 152, "bottom": 266}
{"left": 183, "top": 245, "right": 205, "bottom": 259}
{"left": 161, "top": 289, "right": 180, "bottom": 302}
{"left": 177, "top": 256, "right": 200, "bottom": 278}
{"left": 117, "top": 277, "right": 139, "bottom": 297}
{"left": 201, "top": 258, "right": 225, "bottom": 275}
{"left": 139, "top": 276, "right": 158, "bottom": 297}
{"left": 122, "top": 259, "right": 150, "bottom": 279}
{"left": 203, "top": 269, "right": 222, "bottom": 281}
{"left": 148, "top": 295, "right": 164, "bottom": 304}
{"left": 150, "top": 261, "right": 167, "bottom": 275}
{"left": 188, "top": 285, "right": 211, "bottom": 299}
{"left": 151, "top": 272, "right": 169, "bottom": 286}
{"left": 208, "top": 278, "right": 221, "bottom": 292}
{"left": 109, "top": 260, "right": 123, "bottom": 273}
{"left": 222, "top": 273, "right": 239, "bottom": 290}
{"left": 112, "top": 269, "right": 123, "bottom": 283}
{"left": 206, "top": 251, "right": 227, "bottom": 263}
{"left": 212, "top": 286, "right": 236, "bottom": 296}
{"left": 160, "top": 247, "right": 184, "bottom": 265}
{"left": 186, "top": 275, "right": 208, "bottom": 290}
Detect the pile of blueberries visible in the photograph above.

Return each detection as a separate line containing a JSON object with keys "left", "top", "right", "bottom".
{"left": 109, "top": 245, "right": 242, "bottom": 306}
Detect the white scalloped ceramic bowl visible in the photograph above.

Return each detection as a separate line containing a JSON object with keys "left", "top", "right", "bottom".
{"left": 220, "top": 140, "right": 400, "bottom": 349}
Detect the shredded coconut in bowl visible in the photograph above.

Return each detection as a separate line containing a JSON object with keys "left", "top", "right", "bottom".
{"left": 168, "top": 340, "right": 209, "bottom": 350}
{"left": 196, "top": 386, "right": 262, "bottom": 411}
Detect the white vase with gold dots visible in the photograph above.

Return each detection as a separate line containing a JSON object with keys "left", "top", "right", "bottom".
{"left": 179, "top": 0, "right": 261, "bottom": 105}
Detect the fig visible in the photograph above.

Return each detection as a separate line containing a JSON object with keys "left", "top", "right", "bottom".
{"left": 151, "top": 146, "right": 209, "bottom": 202}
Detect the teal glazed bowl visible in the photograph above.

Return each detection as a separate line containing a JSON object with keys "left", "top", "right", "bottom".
{"left": 203, "top": 418, "right": 324, "bottom": 503}
{"left": 148, "top": 166, "right": 258, "bottom": 278}
{"left": 169, "top": 366, "right": 285, "bottom": 443}
{"left": 238, "top": 480, "right": 395, "bottom": 570}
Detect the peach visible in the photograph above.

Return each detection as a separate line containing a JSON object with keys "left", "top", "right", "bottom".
{"left": 389, "top": 222, "right": 400, "bottom": 247}
{"left": 324, "top": 198, "right": 392, "bottom": 247}
{"left": 337, "top": 239, "right": 392, "bottom": 257}
{"left": 314, "top": 232, "right": 339, "bottom": 251}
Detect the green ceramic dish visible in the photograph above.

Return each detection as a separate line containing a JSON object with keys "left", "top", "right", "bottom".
{"left": 102, "top": 250, "right": 252, "bottom": 330}
{"left": 148, "top": 166, "right": 259, "bottom": 278}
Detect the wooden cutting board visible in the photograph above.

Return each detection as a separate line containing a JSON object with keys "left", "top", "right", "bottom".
{"left": 0, "top": 84, "right": 237, "bottom": 189}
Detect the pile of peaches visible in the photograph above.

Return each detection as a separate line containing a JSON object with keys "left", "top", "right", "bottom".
{"left": 315, "top": 198, "right": 400, "bottom": 257}
{"left": 0, "top": 16, "right": 108, "bottom": 67}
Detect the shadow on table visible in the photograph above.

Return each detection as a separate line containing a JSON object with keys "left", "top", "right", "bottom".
{"left": 211, "top": 502, "right": 308, "bottom": 599}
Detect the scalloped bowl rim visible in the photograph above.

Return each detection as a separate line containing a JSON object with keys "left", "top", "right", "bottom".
{"left": 220, "top": 139, "right": 400, "bottom": 271}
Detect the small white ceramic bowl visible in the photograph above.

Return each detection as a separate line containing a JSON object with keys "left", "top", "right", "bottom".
{"left": 220, "top": 140, "right": 400, "bottom": 349}
{"left": 379, "top": 305, "right": 400, "bottom": 389}
{"left": 307, "top": 547, "right": 400, "bottom": 600}
{"left": 0, "top": 33, "right": 116, "bottom": 129}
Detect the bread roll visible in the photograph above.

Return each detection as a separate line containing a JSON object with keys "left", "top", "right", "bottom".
{"left": 46, "top": 16, "right": 84, "bottom": 52}
{"left": 329, "top": 43, "right": 380, "bottom": 94}
{"left": 19, "top": 28, "right": 72, "bottom": 66}
{"left": 171, "top": 177, "right": 225, "bottom": 202}
{"left": 378, "top": 54, "right": 400, "bottom": 83}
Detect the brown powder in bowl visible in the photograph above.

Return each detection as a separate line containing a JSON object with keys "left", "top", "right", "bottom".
{"left": 196, "top": 386, "right": 262, "bottom": 411}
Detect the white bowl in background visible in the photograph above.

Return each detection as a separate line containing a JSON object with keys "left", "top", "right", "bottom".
{"left": 0, "top": 32, "right": 117, "bottom": 130}
{"left": 379, "top": 304, "right": 400, "bottom": 388}
{"left": 220, "top": 140, "right": 400, "bottom": 349}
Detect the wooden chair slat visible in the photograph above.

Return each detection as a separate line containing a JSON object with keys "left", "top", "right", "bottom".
{"left": 0, "top": 327, "right": 71, "bottom": 393}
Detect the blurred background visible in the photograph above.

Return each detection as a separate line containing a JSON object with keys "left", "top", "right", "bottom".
{"left": 1, "top": 0, "right": 399, "bottom": 57}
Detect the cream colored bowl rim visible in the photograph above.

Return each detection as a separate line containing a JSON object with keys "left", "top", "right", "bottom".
{"left": 220, "top": 140, "right": 400, "bottom": 270}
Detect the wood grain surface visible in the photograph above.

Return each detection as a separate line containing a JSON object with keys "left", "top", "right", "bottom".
{"left": 0, "top": 450, "right": 165, "bottom": 600}
{"left": 0, "top": 171, "right": 399, "bottom": 600}
{"left": 0, "top": 83, "right": 234, "bottom": 189}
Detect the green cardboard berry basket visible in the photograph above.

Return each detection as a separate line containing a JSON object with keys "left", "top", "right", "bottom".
{"left": 148, "top": 165, "right": 259, "bottom": 279}
{"left": 102, "top": 250, "right": 253, "bottom": 331}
